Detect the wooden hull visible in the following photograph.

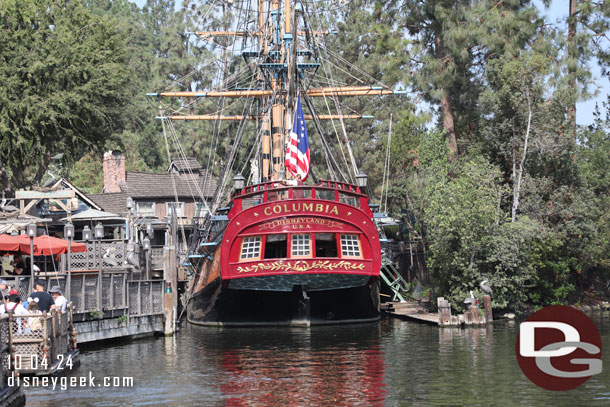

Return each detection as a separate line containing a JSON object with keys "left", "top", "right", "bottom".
{"left": 186, "top": 180, "right": 382, "bottom": 326}
{"left": 187, "top": 276, "right": 380, "bottom": 326}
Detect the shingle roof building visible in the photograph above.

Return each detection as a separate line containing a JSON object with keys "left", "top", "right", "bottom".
{"left": 90, "top": 152, "right": 217, "bottom": 216}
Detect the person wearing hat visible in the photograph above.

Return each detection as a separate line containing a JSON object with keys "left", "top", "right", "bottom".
{"left": 29, "top": 280, "right": 54, "bottom": 312}
{"left": 49, "top": 286, "right": 67, "bottom": 312}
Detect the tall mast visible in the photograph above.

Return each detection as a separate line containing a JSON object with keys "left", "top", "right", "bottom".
{"left": 150, "top": 0, "right": 405, "bottom": 184}
{"left": 270, "top": 0, "right": 284, "bottom": 181}
{"left": 261, "top": 0, "right": 271, "bottom": 181}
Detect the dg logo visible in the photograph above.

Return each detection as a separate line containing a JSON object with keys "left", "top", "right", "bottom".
{"left": 516, "top": 305, "right": 603, "bottom": 391}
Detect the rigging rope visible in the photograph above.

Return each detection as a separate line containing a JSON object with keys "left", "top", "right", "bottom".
{"left": 380, "top": 113, "right": 392, "bottom": 213}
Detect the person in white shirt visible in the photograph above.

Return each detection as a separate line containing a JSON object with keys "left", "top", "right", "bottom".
{"left": 1, "top": 293, "right": 27, "bottom": 314}
{"left": 49, "top": 286, "right": 67, "bottom": 312}
{"left": 1, "top": 293, "right": 28, "bottom": 333}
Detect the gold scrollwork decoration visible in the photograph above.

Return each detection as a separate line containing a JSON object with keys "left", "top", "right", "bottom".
{"left": 236, "top": 260, "right": 365, "bottom": 274}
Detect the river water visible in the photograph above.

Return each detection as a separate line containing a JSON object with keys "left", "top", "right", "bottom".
{"left": 24, "top": 312, "right": 610, "bottom": 406}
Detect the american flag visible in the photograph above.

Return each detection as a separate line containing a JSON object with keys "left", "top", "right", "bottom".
{"left": 285, "top": 94, "right": 310, "bottom": 181}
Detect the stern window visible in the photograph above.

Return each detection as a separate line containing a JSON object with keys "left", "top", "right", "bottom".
{"left": 315, "top": 233, "right": 338, "bottom": 258}
{"left": 264, "top": 234, "right": 287, "bottom": 259}
{"left": 340, "top": 234, "right": 361, "bottom": 258}
{"left": 240, "top": 236, "right": 261, "bottom": 260}
{"left": 291, "top": 234, "right": 311, "bottom": 257}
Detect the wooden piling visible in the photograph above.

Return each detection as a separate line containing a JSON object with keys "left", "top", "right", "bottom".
{"left": 483, "top": 295, "right": 493, "bottom": 323}
{"left": 464, "top": 308, "right": 474, "bottom": 325}
{"left": 437, "top": 297, "right": 452, "bottom": 326}
{"left": 469, "top": 305, "right": 480, "bottom": 325}
{"left": 163, "top": 246, "right": 174, "bottom": 336}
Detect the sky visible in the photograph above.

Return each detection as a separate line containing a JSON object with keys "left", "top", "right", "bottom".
{"left": 542, "top": 1, "right": 609, "bottom": 125}
{"left": 131, "top": 0, "right": 609, "bottom": 125}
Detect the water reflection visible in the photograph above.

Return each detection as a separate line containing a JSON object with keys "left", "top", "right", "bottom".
{"left": 207, "top": 324, "right": 386, "bottom": 406}
{"left": 22, "top": 314, "right": 610, "bottom": 407}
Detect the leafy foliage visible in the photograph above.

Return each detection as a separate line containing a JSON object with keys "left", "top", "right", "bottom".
{"left": 0, "top": 0, "right": 132, "bottom": 189}
{"left": 2, "top": 0, "right": 609, "bottom": 311}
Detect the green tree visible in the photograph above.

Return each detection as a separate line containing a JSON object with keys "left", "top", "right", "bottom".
{"left": 0, "top": 0, "right": 132, "bottom": 190}
{"left": 396, "top": 0, "right": 541, "bottom": 156}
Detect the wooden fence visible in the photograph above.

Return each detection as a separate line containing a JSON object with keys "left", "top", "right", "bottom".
{"left": 2, "top": 305, "right": 77, "bottom": 375}
{"left": 1, "top": 274, "right": 163, "bottom": 319}
{"left": 127, "top": 281, "right": 164, "bottom": 316}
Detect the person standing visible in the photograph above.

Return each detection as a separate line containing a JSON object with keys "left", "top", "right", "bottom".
{"left": 26, "top": 298, "right": 43, "bottom": 333}
{"left": 49, "top": 286, "right": 67, "bottom": 312}
{"left": 0, "top": 280, "right": 9, "bottom": 303}
{"left": 29, "top": 280, "right": 54, "bottom": 312}
{"left": 1, "top": 293, "right": 28, "bottom": 333}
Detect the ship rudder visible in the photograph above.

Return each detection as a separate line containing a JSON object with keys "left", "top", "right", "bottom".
{"left": 290, "top": 285, "right": 311, "bottom": 327}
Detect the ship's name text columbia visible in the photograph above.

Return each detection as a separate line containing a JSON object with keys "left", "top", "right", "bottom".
{"left": 263, "top": 203, "right": 339, "bottom": 216}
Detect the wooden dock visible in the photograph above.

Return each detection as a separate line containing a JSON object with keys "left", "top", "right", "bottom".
{"left": 382, "top": 301, "right": 440, "bottom": 325}
{"left": 382, "top": 296, "right": 493, "bottom": 327}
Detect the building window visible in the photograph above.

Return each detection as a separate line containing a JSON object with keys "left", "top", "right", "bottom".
{"left": 291, "top": 234, "right": 311, "bottom": 257}
{"left": 240, "top": 236, "right": 261, "bottom": 260}
{"left": 195, "top": 202, "right": 209, "bottom": 218}
{"left": 166, "top": 202, "right": 185, "bottom": 218}
{"left": 340, "top": 234, "right": 361, "bottom": 258}
{"left": 136, "top": 202, "right": 156, "bottom": 217}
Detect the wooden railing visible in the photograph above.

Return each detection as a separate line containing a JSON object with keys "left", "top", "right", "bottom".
{"left": 1, "top": 274, "right": 163, "bottom": 319}
{"left": 4, "top": 304, "right": 77, "bottom": 375}
{"left": 127, "top": 280, "right": 164, "bottom": 316}
{"left": 0, "top": 315, "right": 12, "bottom": 386}
{"left": 60, "top": 240, "right": 131, "bottom": 271}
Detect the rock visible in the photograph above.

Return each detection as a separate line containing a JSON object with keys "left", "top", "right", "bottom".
{"left": 502, "top": 313, "right": 516, "bottom": 320}
{"left": 602, "top": 303, "right": 610, "bottom": 311}
{"left": 581, "top": 305, "right": 592, "bottom": 312}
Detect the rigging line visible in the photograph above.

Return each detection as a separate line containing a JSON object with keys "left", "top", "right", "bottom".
{"left": 209, "top": 70, "right": 259, "bottom": 207}
{"left": 165, "top": 119, "right": 209, "bottom": 208}
{"left": 384, "top": 113, "right": 393, "bottom": 213}
{"left": 318, "top": 43, "right": 387, "bottom": 87}
{"left": 169, "top": 97, "right": 244, "bottom": 117}
{"left": 315, "top": 57, "right": 359, "bottom": 178}
{"left": 162, "top": 56, "right": 218, "bottom": 94}
{"left": 319, "top": 90, "right": 354, "bottom": 183}
{"left": 42, "top": 223, "right": 59, "bottom": 278}
{"left": 380, "top": 113, "right": 391, "bottom": 210}
{"left": 208, "top": 62, "right": 260, "bottom": 206}
{"left": 169, "top": 121, "right": 210, "bottom": 206}
{"left": 317, "top": 55, "right": 367, "bottom": 85}
{"left": 160, "top": 110, "right": 189, "bottom": 250}
{"left": 306, "top": 6, "right": 359, "bottom": 179}
{"left": 302, "top": 94, "right": 348, "bottom": 183}
{"left": 165, "top": 121, "right": 207, "bottom": 249}
{"left": 211, "top": 95, "right": 256, "bottom": 212}
{"left": 307, "top": 73, "right": 349, "bottom": 87}
{"left": 221, "top": 63, "right": 253, "bottom": 87}
{"left": 203, "top": 82, "right": 227, "bottom": 195}
{"left": 215, "top": 98, "right": 255, "bottom": 202}
{"left": 302, "top": 4, "right": 343, "bottom": 180}
{"left": 239, "top": 121, "right": 264, "bottom": 175}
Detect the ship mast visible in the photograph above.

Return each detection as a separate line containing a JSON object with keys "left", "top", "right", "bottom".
{"left": 148, "top": 0, "right": 403, "bottom": 183}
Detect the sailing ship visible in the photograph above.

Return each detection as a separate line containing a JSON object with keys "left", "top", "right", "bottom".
{"left": 148, "top": 0, "right": 401, "bottom": 326}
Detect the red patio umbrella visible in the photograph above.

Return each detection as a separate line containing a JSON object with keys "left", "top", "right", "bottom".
{"left": 15, "top": 235, "right": 87, "bottom": 256}
{"left": 0, "top": 234, "right": 37, "bottom": 254}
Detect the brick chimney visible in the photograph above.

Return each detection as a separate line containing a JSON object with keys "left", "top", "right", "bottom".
{"left": 103, "top": 151, "right": 125, "bottom": 193}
